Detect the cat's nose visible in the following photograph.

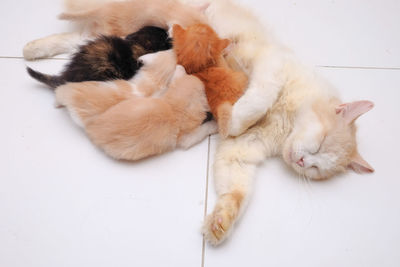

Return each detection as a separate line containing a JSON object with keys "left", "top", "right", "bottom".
{"left": 296, "top": 157, "right": 304, "bottom": 167}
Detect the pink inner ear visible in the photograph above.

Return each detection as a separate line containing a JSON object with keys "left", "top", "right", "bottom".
{"left": 348, "top": 152, "right": 374, "bottom": 174}
{"left": 336, "top": 100, "right": 374, "bottom": 124}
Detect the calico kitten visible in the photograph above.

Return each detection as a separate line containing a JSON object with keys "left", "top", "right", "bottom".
{"left": 172, "top": 23, "right": 248, "bottom": 137}
{"left": 56, "top": 63, "right": 217, "bottom": 161}
{"left": 181, "top": 0, "right": 375, "bottom": 245}
{"left": 23, "top": 0, "right": 208, "bottom": 60}
{"left": 27, "top": 26, "right": 172, "bottom": 88}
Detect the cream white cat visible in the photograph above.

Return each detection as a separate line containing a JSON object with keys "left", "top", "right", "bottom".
{"left": 178, "top": 0, "right": 375, "bottom": 245}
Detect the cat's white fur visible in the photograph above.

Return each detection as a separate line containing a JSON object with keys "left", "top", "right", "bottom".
{"left": 181, "top": 0, "right": 292, "bottom": 136}
{"left": 177, "top": 0, "right": 374, "bottom": 245}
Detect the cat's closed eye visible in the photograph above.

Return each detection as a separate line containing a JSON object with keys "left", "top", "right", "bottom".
{"left": 311, "top": 135, "right": 326, "bottom": 155}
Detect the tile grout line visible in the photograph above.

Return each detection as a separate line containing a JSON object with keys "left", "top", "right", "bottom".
{"left": 201, "top": 135, "right": 211, "bottom": 267}
{"left": 317, "top": 65, "right": 400, "bottom": 70}
{"left": 0, "top": 56, "right": 69, "bottom": 60}
{"left": 0, "top": 56, "right": 399, "bottom": 70}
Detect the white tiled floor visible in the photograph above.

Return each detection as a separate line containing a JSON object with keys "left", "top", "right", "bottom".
{"left": 1, "top": 1, "right": 399, "bottom": 267}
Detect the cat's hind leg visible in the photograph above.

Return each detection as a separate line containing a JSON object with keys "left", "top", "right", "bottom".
{"left": 23, "top": 32, "right": 90, "bottom": 60}
{"left": 203, "top": 132, "right": 267, "bottom": 245}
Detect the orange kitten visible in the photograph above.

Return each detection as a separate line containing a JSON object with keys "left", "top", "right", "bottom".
{"left": 172, "top": 24, "right": 248, "bottom": 137}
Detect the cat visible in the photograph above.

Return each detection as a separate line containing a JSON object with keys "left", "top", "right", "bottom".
{"left": 56, "top": 63, "right": 217, "bottom": 160}
{"left": 27, "top": 26, "right": 172, "bottom": 88}
{"left": 172, "top": 23, "right": 248, "bottom": 137}
{"left": 23, "top": 0, "right": 208, "bottom": 60}
{"left": 173, "top": 0, "right": 375, "bottom": 245}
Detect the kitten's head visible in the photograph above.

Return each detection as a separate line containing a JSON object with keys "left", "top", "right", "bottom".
{"left": 126, "top": 26, "right": 172, "bottom": 57}
{"left": 138, "top": 49, "right": 176, "bottom": 73}
{"left": 172, "top": 23, "right": 230, "bottom": 73}
{"left": 283, "top": 100, "right": 374, "bottom": 180}
{"left": 136, "top": 49, "right": 177, "bottom": 90}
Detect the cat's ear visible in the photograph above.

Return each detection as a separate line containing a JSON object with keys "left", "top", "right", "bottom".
{"left": 336, "top": 100, "right": 374, "bottom": 124}
{"left": 172, "top": 65, "right": 187, "bottom": 80}
{"left": 173, "top": 24, "right": 185, "bottom": 36}
{"left": 138, "top": 52, "right": 158, "bottom": 65}
{"left": 348, "top": 151, "right": 374, "bottom": 174}
{"left": 219, "top": 38, "right": 231, "bottom": 52}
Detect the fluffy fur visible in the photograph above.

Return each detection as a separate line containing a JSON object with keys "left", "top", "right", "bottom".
{"left": 172, "top": 23, "right": 248, "bottom": 136}
{"left": 27, "top": 26, "right": 172, "bottom": 88}
{"left": 55, "top": 51, "right": 216, "bottom": 160}
{"left": 23, "top": 0, "right": 207, "bottom": 60}
{"left": 174, "top": 0, "right": 376, "bottom": 245}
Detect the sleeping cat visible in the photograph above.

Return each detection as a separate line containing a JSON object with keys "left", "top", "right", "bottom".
{"left": 23, "top": 0, "right": 208, "bottom": 60}
{"left": 56, "top": 62, "right": 217, "bottom": 160}
{"left": 173, "top": 0, "right": 375, "bottom": 245}
{"left": 27, "top": 26, "right": 172, "bottom": 88}
{"left": 172, "top": 23, "right": 248, "bottom": 137}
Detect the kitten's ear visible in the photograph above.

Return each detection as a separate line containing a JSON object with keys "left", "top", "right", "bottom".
{"left": 138, "top": 52, "right": 158, "bottom": 65}
{"left": 348, "top": 152, "right": 374, "bottom": 174}
{"left": 172, "top": 65, "right": 187, "bottom": 80}
{"left": 336, "top": 100, "right": 374, "bottom": 124}
{"left": 219, "top": 38, "right": 231, "bottom": 52}
{"left": 173, "top": 24, "right": 185, "bottom": 36}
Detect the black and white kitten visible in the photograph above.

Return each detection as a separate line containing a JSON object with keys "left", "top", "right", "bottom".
{"left": 27, "top": 26, "right": 172, "bottom": 88}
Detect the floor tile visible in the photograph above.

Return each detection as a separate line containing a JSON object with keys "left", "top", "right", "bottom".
{"left": 0, "top": 58, "right": 208, "bottom": 267}
{"left": 204, "top": 68, "right": 400, "bottom": 267}
{"left": 239, "top": 0, "right": 400, "bottom": 68}
{"left": 0, "top": 0, "right": 70, "bottom": 58}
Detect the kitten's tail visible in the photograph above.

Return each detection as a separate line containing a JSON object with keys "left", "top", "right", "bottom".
{"left": 26, "top": 67, "right": 64, "bottom": 88}
{"left": 216, "top": 102, "right": 233, "bottom": 138}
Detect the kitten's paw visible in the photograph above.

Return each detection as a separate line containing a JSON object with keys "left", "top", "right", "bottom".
{"left": 23, "top": 40, "right": 49, "bottom": 60}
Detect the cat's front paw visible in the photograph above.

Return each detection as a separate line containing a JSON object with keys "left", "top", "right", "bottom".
{"left": 202, "top": 192, "right": 242, "bottom": 245}
{"left": 228, "top": 116, "right": 250, "bottom": 137}
{"left": 203, "top": 208, "right": 234, "bottom": 246}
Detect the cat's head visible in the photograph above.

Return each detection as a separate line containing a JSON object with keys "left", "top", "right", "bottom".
{"left": 172, "top": 23, "right": 230, "bottom": 73}
{"left": 138, "top": 49, "right": 176, "bottom": 72}
{"left": 126, "top": 26, "right": 172, "bottom": 54}
{"left": 282, "top": 100, "right": 374, "bottom": 180}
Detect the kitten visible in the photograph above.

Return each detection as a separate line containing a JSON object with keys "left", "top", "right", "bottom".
{"left": 56, "top": 64, "right": 217, "bottom": 160}
{"left": 176, "top": 0, "right": 375, "bottom": 245}
{"left": 27, "top": 26, "right": 172, "bottom": 88}
{"left": 23, "top": 0, "right": 208, "bottom": 60}
{"left": 172, "top": 24, "right": 248, "bottom": 137}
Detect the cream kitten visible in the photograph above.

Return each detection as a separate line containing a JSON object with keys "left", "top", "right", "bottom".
{"left": 56, "top": 60, "right": 216, "bottom": 160}
{"left": 23, "top": 0, "right": 208, "bottom": 60}
{"left": 177, "top": 0, "right": 375, "bottom": 245}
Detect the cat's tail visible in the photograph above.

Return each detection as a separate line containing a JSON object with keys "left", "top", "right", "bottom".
{"left": 58, "top": 8, "right": 99, "bottom": 22}
{"left": 216, "top": 102, "right": 233, "bottom": 138}
{"left": 63, "top": 0, "right": 115, "bottom": 13}
{"left": 26, "top": 67, "right": 64, "bottom": 88}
